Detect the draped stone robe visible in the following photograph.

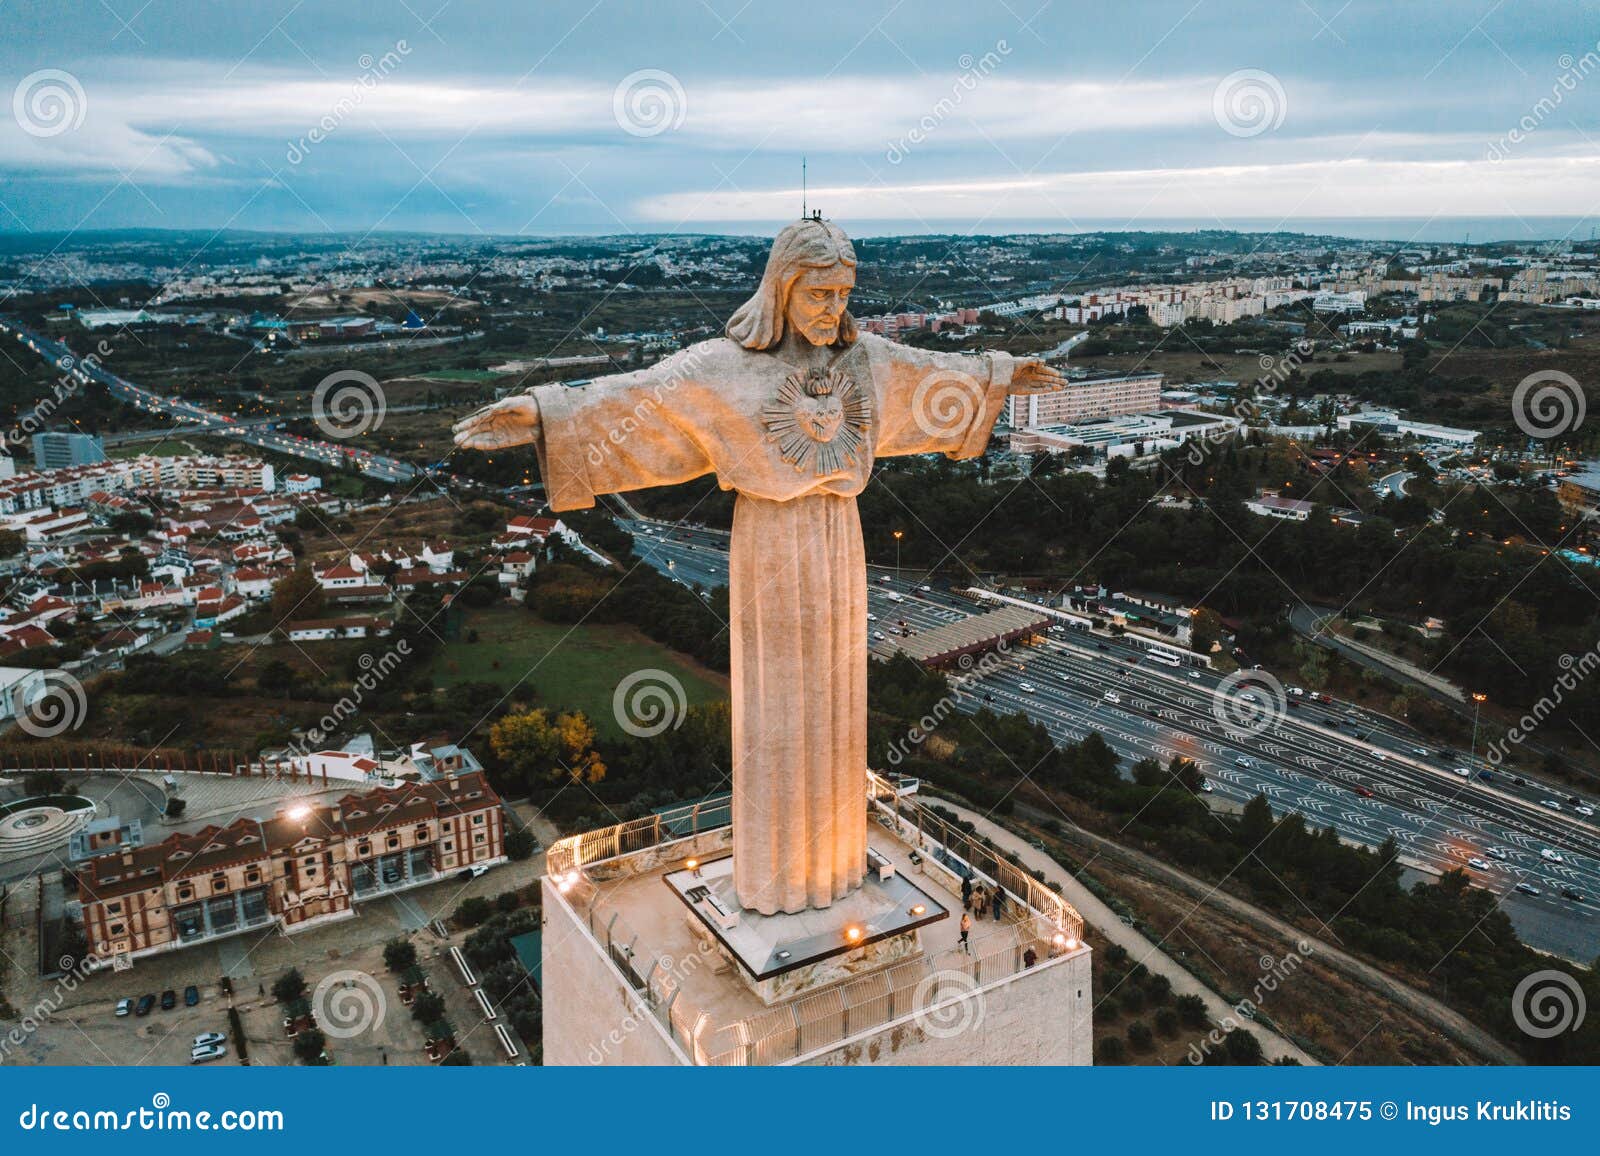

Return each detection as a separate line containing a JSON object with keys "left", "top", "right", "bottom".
{"left": 527, "top": 333, "right": 1015, "bottom": 915}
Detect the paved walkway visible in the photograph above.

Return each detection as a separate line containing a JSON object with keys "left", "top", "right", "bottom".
{"left": 934, "top": 799, "right": 1319, "bottom": 1066}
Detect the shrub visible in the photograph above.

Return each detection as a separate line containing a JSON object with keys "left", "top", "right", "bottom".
{"left": 1144, "top": 973, "right": 1173, "bottom": 1004}
{"left": 1097, "top": 1035, "right": 1126, "bottom": 1064}
{"left": 453, "top": 896, "right": 493, "bottom": 927}
{"left": 1120, "top": 985, "right": 1145, "bottom": 1014}
{"left": 1155, "top": 1007, "right": 1179, "bottom": 1037}
{"left": 383, "top": 939, "right": 417, "bottom": 973}
{"left": 505, "top": 829, "right": 536, "bottom": 860}
{"left": 411, "top": 991, "right": 447, "bottom": 1024}
{"left": 1175, "top": 993, "right": 1209, "bottom": 1029}
{"left": 1127, "top": 1021, "right": 1154, "bottom": 1051}
{"left": 271, "top": 968, "right": 307, "bottom": 1004}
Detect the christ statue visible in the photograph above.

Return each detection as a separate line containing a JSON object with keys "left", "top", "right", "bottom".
{"left": 454, "top": 217, "right": 1062, "bottom": 916}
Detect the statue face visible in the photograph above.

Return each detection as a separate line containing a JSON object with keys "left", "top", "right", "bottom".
{"left": 785, "top": 264, "right": 854, "bottom": 345}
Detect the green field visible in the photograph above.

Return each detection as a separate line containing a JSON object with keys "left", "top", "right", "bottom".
{"left": 433, "top": 608, "right": 727, "bottom": 738}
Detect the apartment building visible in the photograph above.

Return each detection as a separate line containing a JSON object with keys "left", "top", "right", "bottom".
{"left": 77, "top": 773, "right": 505, "bottom": 964}
{"left": 1005, "top": 372, "right": 1162, "bottom": 428}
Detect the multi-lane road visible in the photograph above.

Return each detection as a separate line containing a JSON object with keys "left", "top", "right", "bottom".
{"left": 622, "top": 516, "right": 1600, "bottom": 963}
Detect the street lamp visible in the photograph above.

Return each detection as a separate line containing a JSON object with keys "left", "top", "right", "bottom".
{"left": 1470, "top": 692, "right": 1487, "bottom": 769}
{"left": 893, "top": 530, "right": 903, "bottom": 582}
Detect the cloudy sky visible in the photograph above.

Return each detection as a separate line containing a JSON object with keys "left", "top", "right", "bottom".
{"left": 2, "top": 0, "right": 1598, "bottom": 238}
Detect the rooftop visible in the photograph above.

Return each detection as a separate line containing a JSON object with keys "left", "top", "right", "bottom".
{"left": 545, "top": 773, "right": 1088, "bottom": 1065}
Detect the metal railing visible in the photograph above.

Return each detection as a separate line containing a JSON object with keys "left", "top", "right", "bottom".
{"left": 546, "top": 770, "right": 1087, "bottom": 1065}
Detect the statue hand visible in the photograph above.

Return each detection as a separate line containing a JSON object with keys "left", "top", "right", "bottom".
{"left": 452, "top": 395, "right": 542, "bottom": 450}
{"left": 1009, "top": 359, "right": 1065, "bottom": 395}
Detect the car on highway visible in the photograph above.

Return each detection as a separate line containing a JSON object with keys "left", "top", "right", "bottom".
{"left": 1487, "top": 846, "right": 1509, "bottom": 860}
{"left": 1234, "top": 756, "right": 1253, "bottom": 768}
{"left": 866, "top": 613, "right": 877, "bottom": 622}
{"left": 919, "top": 584, "right": 932, "bottom": 593}
{"left": 1413, "top": 746, "right": 1429, "bottom": 756}
{"left": 135, "top": 994, "right": 155, "bottom": 1017}
{"left": 160, "top": 989, "right": 177, "bottom": 1011}
{"left": 193, "top": 1032, "right": 225, "bottom": 1049}
{"left": 1353, "top": 786, "right": 1374, "bottom": 798}
{"left": 1541, "top": 799, "right": 1562, "bottom": 811}
{"left": 1198, "top": 778, "right": 1214, "bottom": 793}
{"left": 115, "top": 998, "right": 132, "bottom": 1017}
{"left": 871, "top": 630, "right": 886, "bottom": 641}
{"left": 877, "top": 575, "right": 891, "bottom": 584}
{"left": 1452, "top": 767, "right": 1470, "bottom": 777}
{"left": 1188, "top": 670, "right": 1202, "bottom": 680}
{"left": 1467, "top": 856, "right": 1490, "bottom": 869}
{"left": 1561, "top": 888, "right": 1586, "bottom": 902}
{"left": 1019, "top": 682, "right": 1037, "bottom": 693}
{"left": 1577, "top": 805, "right": 1596, "bottom": 817}
{"left": 1515, "top": 882, "right": 1543, "bottom": 896}
{"left": 1478, "top": 771, "right": 1493, "bottom": 782}
{"left": 1541, "top": 848, "right": 1565, "bottom": 863}
{"left": 1102, "top": 691, "right": 1121, "bottom": 704}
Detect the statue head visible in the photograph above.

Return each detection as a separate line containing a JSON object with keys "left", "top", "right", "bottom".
{"left": 726, "top": 217, "right": 858, "bottom": 350}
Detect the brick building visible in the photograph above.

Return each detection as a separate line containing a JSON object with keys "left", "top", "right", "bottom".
{"left": 76, "top": 773, "right": 505, "bottom": 965}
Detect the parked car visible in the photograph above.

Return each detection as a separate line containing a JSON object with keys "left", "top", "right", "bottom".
{"left": 190, "top": 1043, "right": 227, "bottom": 1064}
{"left": 135, "top": 994, "right": 155, "bottom": 1017}
{"left": 192, "top": 1032, "right": 225, "bottom": 1049}
{"left": 160, "top": 989, "right": 176, "bottom": 1011}
{"left": 115, "top": 998, "right": 133, "bottom": 1017}
{"left": 1515, "top": 882, "right": 1542, "bottom": 896}
{"left": 1198, "top": 779, "right": 1214, "bottom": 794}
{"left": 184, "top": 985, "right": 200, "bottom": 1007}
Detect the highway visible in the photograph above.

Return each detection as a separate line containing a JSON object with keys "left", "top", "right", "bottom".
{"left": 1, "top": 317, "right": 420, "bottom": 483}
{"left": 621, "top": 516, "right": 1600, "bottom": 963}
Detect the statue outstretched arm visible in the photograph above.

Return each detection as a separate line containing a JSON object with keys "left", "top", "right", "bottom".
{"left": 453, "top": 347, "right": 716, "bottom": 511}
{"left": 866, "top": 338, "right": 1064, "bottom": 460}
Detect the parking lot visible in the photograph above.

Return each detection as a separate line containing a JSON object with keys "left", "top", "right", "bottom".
{"left": 1, "top": 851, "right": 544, "bottom": 1067}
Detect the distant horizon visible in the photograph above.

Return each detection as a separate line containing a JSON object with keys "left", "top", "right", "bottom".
{"left": 3, "top": 215, "right": 1597, "bottom": 248}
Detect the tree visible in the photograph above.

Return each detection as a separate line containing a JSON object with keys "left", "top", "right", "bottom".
{"left": 1175, "top": 993, "right": 1209, "bottom": 1029}
{"left": 504, "top": 829, "right": 536, "bottom": 861}
{"left": 410, "top": 991, "right": 447, "bottom": 1024}
{"left": 272, "top": 968, "right": 307, "bottom": 1004}
{"left": 256, "top": 659, "right": 297, "bottom": 698}
{"left": 383, "top": 939, "right": 417, "bottom": 972}
{"left": 1189, "top": 607, "right": 1222, "bottom": 653}
{"left": 453, "top": 896, "right": 493, "bottom": 927}
{"left": 1096, "top": 1035, "right": 1126, "bottom": 1064}
{"left": 439, "top": 1048, "right": 474, "bottom": 1065}
{"left": 270, "top": 565, "right": 324, "bottom": 628}
{"left": 292, "top": 1028, "right": 327, "bottom": 1064}
{"left": 489, "top": 708, "right": 606, "bottom": 788}
{"left": 1127, "top": 1021, "right": 1154, "bottom": 1051}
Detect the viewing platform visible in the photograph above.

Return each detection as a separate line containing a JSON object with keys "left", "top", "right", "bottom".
{"left": 542, "top": 772, "right": 1093, "bottom": 1066}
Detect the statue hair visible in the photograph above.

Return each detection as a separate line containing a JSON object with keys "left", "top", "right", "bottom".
{"left": 725, "top": 218, "right": 858, "bottom": 350}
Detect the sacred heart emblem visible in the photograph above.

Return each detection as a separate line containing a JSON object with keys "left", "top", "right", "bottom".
{"left": 762, "top": 366, "right": 872, "bottom": 475}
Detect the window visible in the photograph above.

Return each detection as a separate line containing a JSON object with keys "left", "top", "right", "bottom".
{"left": 472, "top": 815, "right": 485, "bottom": 825}
{"left": 246, "top": 870, "right": 260, "bottom": 885}
{"left": 357, "top": 842, "right": 371, "bottom": 857}
{"left": 107, "top": 902, "right": 122, "bottom": 914}
{"left": 386, "top": 835, "right": 399, "bottom": 850}
{"left": 443, "top": 841, "right": 453, "bottom": 851}
{"left": 211, "top": 874, "right": 228, "bottom": 892}
{"left": 305, "top": 865, "right": 317, "bottom": 878}
{"left": 177, "top": 887, "right": 192, "bottom": 901}
{"left": 110, "top": 923, "right": 124, "bottom": 935}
